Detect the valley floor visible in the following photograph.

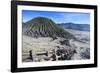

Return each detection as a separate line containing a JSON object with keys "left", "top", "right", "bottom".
{"left": 22, "top": 29, "right": 90, "bottom": 62}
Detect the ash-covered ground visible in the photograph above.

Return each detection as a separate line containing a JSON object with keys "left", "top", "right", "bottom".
{"left": 22, "top": 29, "right": 90, "bottom": 62}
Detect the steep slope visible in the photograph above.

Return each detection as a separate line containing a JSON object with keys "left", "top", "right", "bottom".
{"left": 23, "top": 17, "right": 75, "bottom": 39}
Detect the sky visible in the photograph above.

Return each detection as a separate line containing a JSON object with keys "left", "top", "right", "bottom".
{"left": 22, "top": 10, "right": 90, "bottom": 24}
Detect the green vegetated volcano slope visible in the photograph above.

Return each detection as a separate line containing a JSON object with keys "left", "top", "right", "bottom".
{"left": 23, "top": 17, "right": 75, "bottom": 39}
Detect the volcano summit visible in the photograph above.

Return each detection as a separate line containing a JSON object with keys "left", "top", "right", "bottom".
{"left": 23, "top": 17, "right": 75, "bottom": 39}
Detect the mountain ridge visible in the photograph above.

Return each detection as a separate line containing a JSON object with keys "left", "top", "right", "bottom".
{"left": 58, "top": 23, "right": 90, "bottom": 31}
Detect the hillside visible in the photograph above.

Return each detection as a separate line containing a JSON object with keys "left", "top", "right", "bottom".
{"left": 23, "top": 17, "right": 75, "bottom": 39}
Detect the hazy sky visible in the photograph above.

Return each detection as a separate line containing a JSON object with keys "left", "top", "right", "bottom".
{"left": 22, "top": 10, "right": 90, "bottom": 24}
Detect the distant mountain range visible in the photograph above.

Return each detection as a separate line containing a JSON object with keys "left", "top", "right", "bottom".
{"left": 58, "top": 23, "right": 90, "bottom": 31}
